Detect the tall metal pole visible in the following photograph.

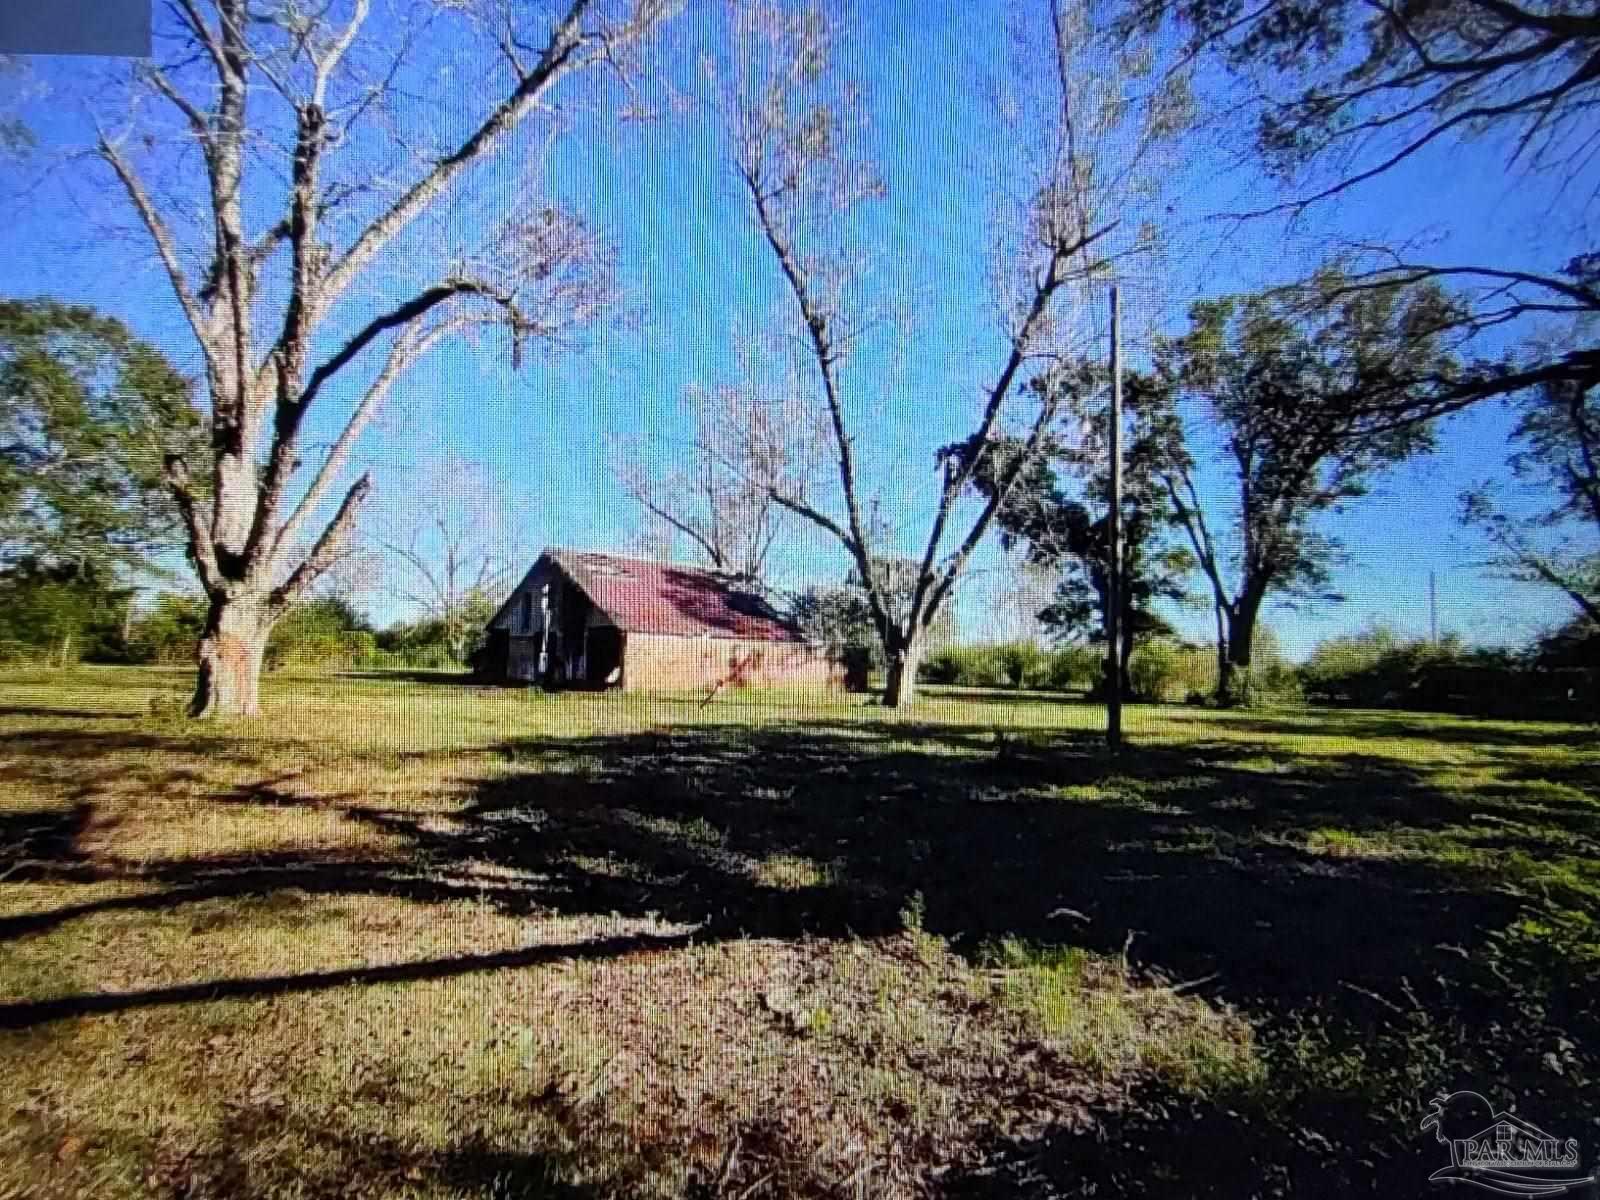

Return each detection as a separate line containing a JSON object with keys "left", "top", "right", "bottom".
{"left": 1429, "top": 570, "right": 1438, "bottom": 645}
{"left": 1107, "top": 285, "right": 1124, "bottom": 754}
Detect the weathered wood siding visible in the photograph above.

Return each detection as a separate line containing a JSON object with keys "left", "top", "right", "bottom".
{"left": 504, "top": 635, "right": 542, "bottom": 682}
{"left": 623, "top": 634, "right": 843, "bottom": 693}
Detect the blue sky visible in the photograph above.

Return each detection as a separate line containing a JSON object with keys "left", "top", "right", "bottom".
{"left": 0, "top": 0, "right": 1588, "bottom": 659}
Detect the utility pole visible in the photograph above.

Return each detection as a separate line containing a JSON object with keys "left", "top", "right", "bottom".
{"left": 1106, "top": 284, "right": 1124, "bottom": 755}
{"left": 1429, "top": 570, "right": 1438, "bottom": 645}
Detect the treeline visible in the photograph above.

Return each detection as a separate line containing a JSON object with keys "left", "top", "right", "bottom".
{"left": 1300, "top": 623, "right": 1597, "bottom": 720}
{"left": 917, "top": 633, "right": 1298, "bottom": 703}
{"left": 0, "top": 575, "right": 489, "bottom": 674}
{"left": 916, "top": 619, "right": 1598, "bottom": 720}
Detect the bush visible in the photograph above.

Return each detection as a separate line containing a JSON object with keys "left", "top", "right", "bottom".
{"left": 920, "top": 641, "right": 1123, "bottom": 692}
{"left": 1043, "top": 644, "right": 1100, "bottom": 691}
{"left": 920, "top": 645, "right": 1006, "bottom": 688}
{"left": 918, "top": 642, "right": 1054, "bottom": 689}
{"left": 266, "top": 629, "right": 379, "bottom": 672}
{"left": 0, "top": 560, "right": 132, "bottom": 664}
{"left": 124, "top": 593, "right": 207, "bottom": 665}
{"left": 262, "top": 597, "right": 376, "bottom": 673}
{"left": 1128, "top": 640, "right": 1217, "bottom": 702}
{"left": 1300, "top": 626, "right": 1594, "bottom": 719}
{"left": 995, "top": 641, "right": 1045, "bottom": 688}
{"left": 0, "top": 639, "right": 54, "bottom": 667}
{"left": 356, "top": 644, "right": 467, "bottom": 672}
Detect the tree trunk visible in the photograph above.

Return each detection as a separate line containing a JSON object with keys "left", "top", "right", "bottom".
{"left": 191, "top": 594, "right": 272, "bottom": 718}
{"left": 1209, "top": 601, "right": 1230, "bottom": 700}
{"left": 1217, "top": 657, "right": 1248, "bottom": 707}
{"left": 883, "top": 637, "right": 923, "bottom": 708}
{"left": 1217, "top": 592, "right": 1264, "bottom": 707}
{"left": 1119, "top": 625, "right": 1135, "bottom": 700}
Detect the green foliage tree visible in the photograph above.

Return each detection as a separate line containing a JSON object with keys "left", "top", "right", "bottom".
{"left": 375, "top": 591, "right": 498, "bottom": 669}
{"left": 951, "top": 361, "right": 1194, "bottom": 697}
{"left": 0, "top": 558, "right": 132, "bottom": 664}
{"left": 1123, "top": 0, "right": 1600, "bottom": 204}
{"left": 1462, "top": 380, "right": 1599, "bottom": 623}
{"left": 266, "top": 597, "right": 373, "bottom": 671}
{"left": 1532, "top": 614, "right": 1600, "bottom": 671}
{"left": 1, "top": 298, "right": 204, "bottom": 575}
{"left": 1120, "top": 0, "right": 1600, "bottom": 406}
{"left": 1156, "top": 273, "right": 1463, "bottom": 703}
{"left": 126, "top": 593, "right": 208, "bottom": 665}
{"left": 789, "top": 583, "right": 875, "bottom": 664}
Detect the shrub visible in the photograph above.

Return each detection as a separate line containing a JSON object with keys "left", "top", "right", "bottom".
{"left": 919, "top": 642, "right": 1051, "bottom": 688}
{"left": 1128, "top": 640, "right": 1217, "bottom": 702}
{"left": 124, "top": 593, "right": 207, "bottom": 665}
{"left": 356, "top": 644, "right": 467, "bottom": 672}
{"left": 1299, "top": 626, "right": 1593, "bottom": 719}
{"left": 0, "top": 560, "right": 132, "bottom": 664}
{"left": 919, "top": 645, "right": 1006, "bottom": 688}
{"left": 995, "top": 641, "right": 1046, "bottom": 688}
{"left": 1044, "top": 644, "right": 1099, "bottom": 691}
{"left": 265, "top": 630, "right": 379, "bottom": 673}
{"left": 263, "top": 597, "right": 377, "bottom": 673}
{"left": 0, "top": 639, "right": 54, "bottom": 667}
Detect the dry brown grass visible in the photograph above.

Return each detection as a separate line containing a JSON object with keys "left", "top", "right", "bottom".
{"left": 1, "top": 666, "right": 1596, "bottom": 1198}
{"left": 0, "top": 668, "right": 1274, "bottom": 1200}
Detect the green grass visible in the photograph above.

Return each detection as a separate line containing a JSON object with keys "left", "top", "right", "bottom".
{"left": 0, "top": 665, "right": 1597, "bottom": 1198}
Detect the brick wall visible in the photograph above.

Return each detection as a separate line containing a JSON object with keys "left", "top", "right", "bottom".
{"left": 623, "top": 634, "right": 843, "bottom": 693}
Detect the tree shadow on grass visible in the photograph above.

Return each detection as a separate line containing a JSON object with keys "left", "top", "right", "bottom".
{"left": 1, "top": 718, "right": 1586, "bottom": 1012}
{"left": 0, "top": 705, "right": 142, "bottom": 721}
{"left": 440, "top": 723, "right": 1549, "bottom": 1007}
{"left": 0, "top": 930, "right": 693, "bottom": 1030}
{"left": 0, "top": 803, "right": 95, "bottom": 882}
{"left": 2, "top": 717, "right": 1597, "bottom": 1195}
{"left": 334, "top": 669, "right": 498, "bottom": 688}
{"left": 1214, "top": 707, "right": 1599, "bottom": 750}
{"left": 435, "top": 723, "right": 1600, "bottom": 1196}
{"left": 64, "top": 1104, "right": 606, "bottom": 1200}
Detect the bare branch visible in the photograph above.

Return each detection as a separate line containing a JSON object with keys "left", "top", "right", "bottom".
{"left": 164, "top": 454, "right": 219, "bottom": 591}
{"left": 273, "top": 321, "right": 449, "bottom": 563}
{"left": 272, "top": 472, "right": 372, "bottom": 610}
{"left": 96, "top": 135, "right": 212, "bottom": 356}
{"left": 319, "top": 0, "right": 596, "bottom": 307}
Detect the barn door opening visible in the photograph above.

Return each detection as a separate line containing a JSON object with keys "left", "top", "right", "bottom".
{"left": 479, "top": 627, "right": 510, "bottom": 681}
{"left": 586, "top": 626, "right": 624, "bottom": 687}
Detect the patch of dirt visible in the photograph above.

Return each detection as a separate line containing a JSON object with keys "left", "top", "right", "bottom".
{"left": 513, "top": 934, "right": 1116, "bottom": 1198}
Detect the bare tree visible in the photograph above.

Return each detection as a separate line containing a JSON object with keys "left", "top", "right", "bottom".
{"left": 709, "top": 0, "right": 1192, "bottom": 705}
{"left": 370, "top": 455, "right": 524, "bottom": 661}
{"left": 85, "top": 0, "right": 676, "bottom": 716}
{"left": 616, "top": 376, "right": 816, "bottom": 583}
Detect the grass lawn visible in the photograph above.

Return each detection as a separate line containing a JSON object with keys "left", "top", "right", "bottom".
{"left": 1, "top": 666, "right": 1597, "bottom": 1198}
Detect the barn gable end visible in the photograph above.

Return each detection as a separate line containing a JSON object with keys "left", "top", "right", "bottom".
{"left": 482, "top": 548, "right": 842, "bottom": 692}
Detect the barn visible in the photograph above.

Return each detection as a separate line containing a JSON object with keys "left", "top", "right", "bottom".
{"left": 479, "top": 548, "right": 843, "bottom": 692}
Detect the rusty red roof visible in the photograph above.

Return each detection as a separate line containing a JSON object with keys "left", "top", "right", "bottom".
{"left": 541, "top": 549, "right": 807, "bottom": 642}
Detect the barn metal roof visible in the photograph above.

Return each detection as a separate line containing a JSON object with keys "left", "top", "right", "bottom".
{"left": 502, "top": 549, "right": 808, "bottom": 642}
